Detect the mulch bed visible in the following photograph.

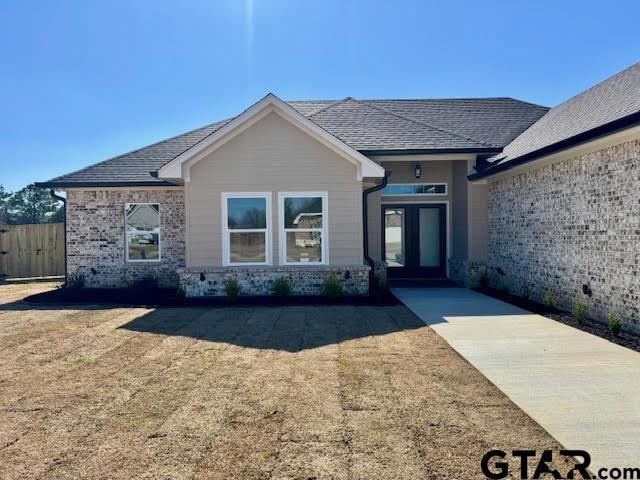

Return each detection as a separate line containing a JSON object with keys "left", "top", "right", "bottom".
{"left": 22, "top": 286, "right": 400, "bottom": 307}
{"left": 475, "top": 286, "right": 640, "bottom": 353}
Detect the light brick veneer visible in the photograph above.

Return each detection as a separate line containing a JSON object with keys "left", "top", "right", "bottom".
{"left": 179, "top": 265, "right": 370, "bottom": 297}
{"left": 487, "top": 139, "right": 640, "bottom": 333}
{"left": 66, "top": 189, "right": 185, "bottom": 288}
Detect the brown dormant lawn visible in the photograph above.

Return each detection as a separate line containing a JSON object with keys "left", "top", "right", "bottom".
{"left": 0, "top": 281, "right": 580, "bottom": 479}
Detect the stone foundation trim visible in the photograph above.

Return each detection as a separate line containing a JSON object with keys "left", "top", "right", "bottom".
{"left": 178, "top": 265, "right": 370, "bottom": 297}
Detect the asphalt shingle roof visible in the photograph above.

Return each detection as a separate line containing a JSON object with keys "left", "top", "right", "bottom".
{"left": 41, "top": 97, "right": 548, "bottom": 187}
{"left": 481, "top": 62, "right": 640, "bottom": 175}
{"left": 306, "top": 98, "right": 491, "bottom": 151}
{"left": 366, "top": 98, "right": 549, "bottom": 148}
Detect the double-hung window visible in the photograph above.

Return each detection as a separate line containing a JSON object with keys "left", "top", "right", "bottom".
{"left": 222, "top": 193, "right": 272, "bottom": 266}
{"left": 125, "top": 203, "right": 160, "bottom": 262}
{"left": 278, "top": 192, "right": 327, "bottom": 265}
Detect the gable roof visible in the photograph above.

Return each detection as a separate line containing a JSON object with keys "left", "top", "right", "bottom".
{"left": 157, "top": 94, "right": 385, "bottom": 181}
{"left": 473, "top": 62, "right": 640, "bottom": 179}
{"left": 39, "top": 96, "right": 547, "bottom": 188}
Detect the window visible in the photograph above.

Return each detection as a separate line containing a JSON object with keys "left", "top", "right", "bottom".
{"left": 279, "top": 192, "right": 327, "bottom": 265}
{"left": 222, "top": 193, "right": 272, "bottom": 266}
{"left": 381, "top": 183, "right": 447, "bottom": 196}
{"left": 384, "top": 208, "right": 405, "bottom": 266}
{"left": 125, "top": 203, "right": 160, "bottom": 262}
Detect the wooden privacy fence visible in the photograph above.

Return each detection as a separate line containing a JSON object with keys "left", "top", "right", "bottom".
{"left": 0, "top": 223, "right": 65, "bottom": 278}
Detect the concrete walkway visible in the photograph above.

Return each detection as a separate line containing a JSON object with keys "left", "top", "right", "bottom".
{"left": 393, "top": 287, "right": 640, "bottom": 472}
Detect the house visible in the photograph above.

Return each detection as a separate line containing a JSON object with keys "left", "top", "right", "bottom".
{"left": 39, "top": 62, "right": 640, "bottom": 332}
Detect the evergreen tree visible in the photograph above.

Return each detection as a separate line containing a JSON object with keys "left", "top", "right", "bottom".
{"left": 3, "top": 184, "right": 63, "bottom": 224}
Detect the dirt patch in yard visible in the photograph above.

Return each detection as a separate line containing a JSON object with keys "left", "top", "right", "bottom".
{"left": 0, "top": 282, "right": 585, "bottom": 479}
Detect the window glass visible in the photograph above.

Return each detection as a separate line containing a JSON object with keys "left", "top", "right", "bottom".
{"left": 223, "top": 195, "right": 270, "bottom": 265}
{"left": 281, "top": 194, "right": 325, "bottom": 264}
{"left": 230, "top": 232, "right": 266, "bottom": 263}
{"left": 381, "top": 184, "right": 446, "bottom": 196}
{"left": 284, "top": 197, "right": 323, "bottom": 229}
{"left": 384, "top": 208, "right": 405, "bottom": 267}
{"left": 227, "top": 197, "right": 267, "bottom": 229}
{"left": 286, "top": 231, "right": 322, "bottom": 263}
{"left": 125, "top": 204, "right": 160, "bottom": 261}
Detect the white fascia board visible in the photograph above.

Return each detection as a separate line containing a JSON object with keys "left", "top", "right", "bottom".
{"left": 157, "top": 93, "right": 385, "bottom": 181}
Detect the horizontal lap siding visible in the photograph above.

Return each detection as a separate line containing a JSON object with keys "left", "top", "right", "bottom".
{"left": 188, "top": 112, "right": 362, "bottom": 266}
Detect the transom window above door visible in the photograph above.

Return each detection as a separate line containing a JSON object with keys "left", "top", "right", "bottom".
{"left": 222, "top": 193, "right": 272, "bottom": 266}
{"left": 278, "top": 192, "right": 328, "bottom": 265}
{"left": 381, "top": 183, "right": 447, "bottom": 196}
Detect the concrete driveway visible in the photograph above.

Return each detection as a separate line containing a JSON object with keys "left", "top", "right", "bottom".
{"left": 393, "top": 287, "right": 640, "bottom": 473}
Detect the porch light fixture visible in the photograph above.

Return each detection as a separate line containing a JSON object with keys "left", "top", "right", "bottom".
{"left": 414, "top": 163, "right": 422, "bottom": 179}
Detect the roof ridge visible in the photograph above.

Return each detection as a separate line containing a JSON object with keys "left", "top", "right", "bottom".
{"left": 363, "top": 96, "right": 543, "bottom": 103}
{"left": 502, "top": 97, "right": 551, "bottom": 110}
{"left": 356, "top": 98, "right": 496, "bottom": 148}
{"left": 307, "top": 97, "right": 354, "bottom": 118}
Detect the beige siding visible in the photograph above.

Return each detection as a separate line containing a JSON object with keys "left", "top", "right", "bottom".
{"left": 451, "top": 161, "right": 468, "bottom": 259}
{"left": 187, "top": 112, "right": 362, "bottom": 266}
{"left": 467, "top": 165, "right": 488, "bottom": 261}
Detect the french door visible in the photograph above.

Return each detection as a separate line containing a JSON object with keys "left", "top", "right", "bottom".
{"left": 382, "top": 204, "right": 447, "bottom": 278}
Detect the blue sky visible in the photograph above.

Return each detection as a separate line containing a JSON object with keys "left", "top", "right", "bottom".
{"left": 1, "top": 0, "right": 639, "bottom": 192}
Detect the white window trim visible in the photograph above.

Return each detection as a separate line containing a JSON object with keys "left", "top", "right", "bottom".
{"left": 124, "top": 203, "right": 161, "bottom": 263}
{"left": 221, "top": 192, "right": 272, "bottom": 266}
{"left": 381, "top": 182, "right": 448, "bottom": 196}
{"left": 278, "top": 191, "right": 328, "bottom": 266}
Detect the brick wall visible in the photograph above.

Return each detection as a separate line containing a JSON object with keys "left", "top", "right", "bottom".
{"left": 179, "top": 265, "right": 369, "bottom": 297}
{"left": 487, "top": 139, "right": 640, "bottom": 333}
{"left": 66, "top": 189, "right": 185, "bottom": 288}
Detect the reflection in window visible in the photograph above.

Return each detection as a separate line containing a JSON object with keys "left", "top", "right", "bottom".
{"left": 125, "top": 203, "right": 160, "bottom": 261}
{"left": 227, "top": 197, "right": 267, "bottom": 229}
{"left": 230, "top": 232, "right": 266, "bottom": 263}
{"left": 224, "top": 195, "right": 269, "bottom": 265}
{"left": 384, "top": 208, "right": 404, "bottom": 267}
{"left": 281, "top": 195, "right": 325, "bottom": 264}
{"left": 381, "top": 183, "right": 447, "bottom": 196}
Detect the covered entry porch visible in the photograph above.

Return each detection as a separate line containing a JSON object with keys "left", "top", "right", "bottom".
{"left": 364, "top": 157, "right": 488, "bottom": 286}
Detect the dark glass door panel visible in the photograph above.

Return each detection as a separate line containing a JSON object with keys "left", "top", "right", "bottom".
{"left": 383, "top": 204, "right": 446, "bottom": 278}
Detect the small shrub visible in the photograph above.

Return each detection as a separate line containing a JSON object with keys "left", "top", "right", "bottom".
{"left": 542, "top": 291, "right": 557, "bottom": 309}
{"left": 271, "top": 276, "right": 292, "bottom": 297}
{"left": 65, "top": 274, "right": 85, "bottom": 290}
{"left": 572, "top": 303, "right": 587, "bottom": 323}
{"left": 608, "top": 313, "right": 622, "bottom": 336}
{"left": 175, "top": 284, "right": 186, "bottom": 300}
{"left": 322, "top": 275, "right": 343, "bottom": 298}
{"left": 223, "top": 278, "right": 241, "bottom": 300}
{"left": 377, "top": 277, "right": 390, "bottom": 293}
{"left": 479, "top": 272, "right": 489, "bottom": 289}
